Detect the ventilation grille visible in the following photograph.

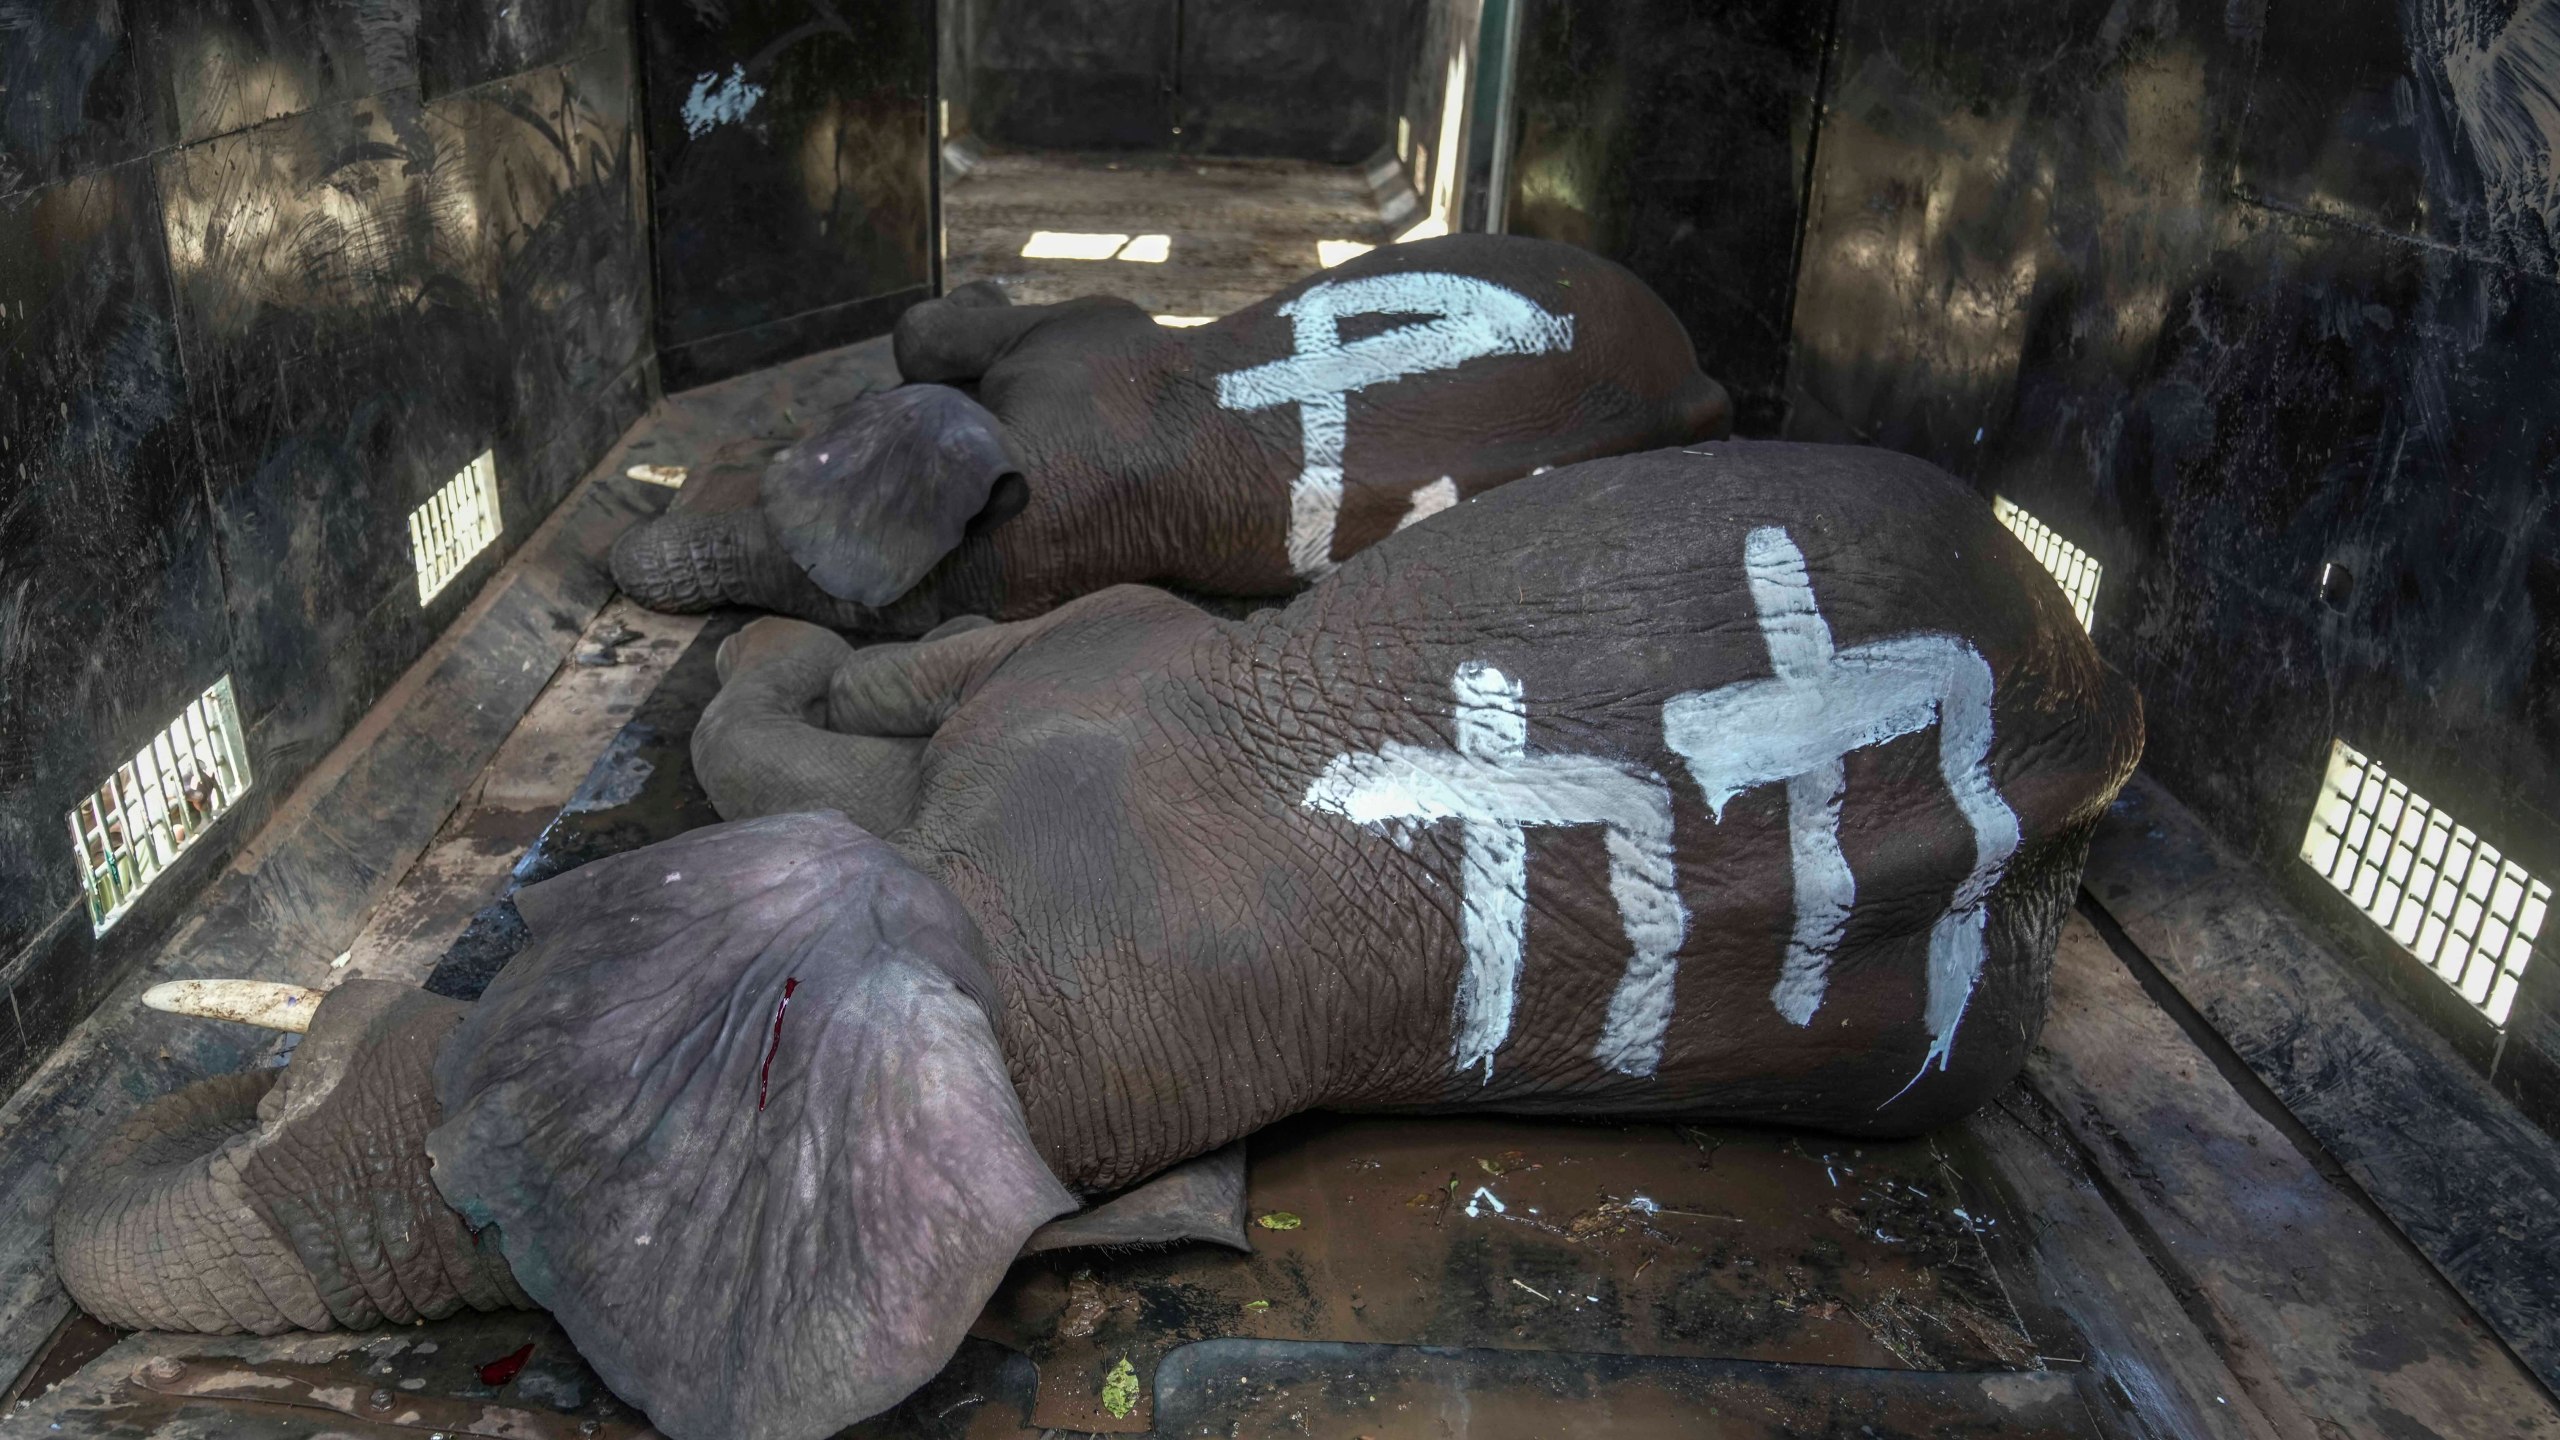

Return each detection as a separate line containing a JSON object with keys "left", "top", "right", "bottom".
{"left": 411, "top": 450, "right": 502, "bottom": 604}
{"left": 2299, "top": 739, "right": 2548, "bottom": 1026}
{"left": 70, "top": 676, "right": 254, "bottom": 935}
{"left": 1992, "top": 496, "right": 2101, "bottom": 631}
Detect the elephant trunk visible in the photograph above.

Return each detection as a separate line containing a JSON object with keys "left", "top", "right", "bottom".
{"left": 53, "top": 981, "right": 530, "bottom": 1335}
{"left": 692, "top": 618, "right": 928, "bottom": 831}
{"left": 610, "top": 505, "right": 801, "bottom": 614}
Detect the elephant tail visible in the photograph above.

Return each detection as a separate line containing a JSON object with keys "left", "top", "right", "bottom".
{"left": 52, "top": 982, "right": 530, "bottom": 1334}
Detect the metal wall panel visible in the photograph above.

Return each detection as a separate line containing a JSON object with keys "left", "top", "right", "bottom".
{"left": 640, "top": 0, "right": 936, "bottom": 389}
{"left": 0, "top": 0, "right": 650, "bottom": 1102}
{"left": 1505, "top": 0, "right": 1829, "bottom": 434}
{"left": 1784, "top": 0, "right": 2560, "bottom": 1121}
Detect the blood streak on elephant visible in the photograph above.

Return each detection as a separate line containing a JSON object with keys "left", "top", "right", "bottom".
{"left": 59, "top": 444, "right": 2141, "bottom": 1440}
{"left": 608, "top": 235, "right": 1730, "bottom": 633}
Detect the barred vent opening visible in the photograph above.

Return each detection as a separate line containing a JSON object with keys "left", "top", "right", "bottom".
{"left": 70, "top": 676, "right": 254, "bottom": 935}
{"left": 2300, "top": 739, "right": 2549, "bottom": 1026}
{"left": 411, "top": 450, "right": 502, "bottom": 604}
{"left": 1992, "top": 496, "right": 2101, "bottom": 631}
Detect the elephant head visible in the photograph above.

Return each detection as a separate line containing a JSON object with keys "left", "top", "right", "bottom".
{"left": 609, "top": 233, "right": 1733, "bottom": 633}
{"left": 54, "top": 818, "right": 1081, "bottom": 1440}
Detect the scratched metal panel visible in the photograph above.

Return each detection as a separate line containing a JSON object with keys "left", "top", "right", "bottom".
{"left": 1787, "top": 0, "right": 2560, "bottom": 1127}
{"left": 418, "top": 0, "right": 626, "bottom": 98}
{"left": 1785, "top": 0, "right": 2262, "bottom": 465}
{"left": 434, "top": 48, "right": 654, "bottom": 529}
{"left": 0, "top": 2, "right": 170, "bottom": 199}
{"left": 2066, "top": 213, "right": 2560, "bottom": 1086}
{"left": 640, "top": 0, "right": 936, "bottom": 389}
{"left": 2234, "top": 0, "right": 2560, "bottom": 280}
{"left": 0, "top": 0, "right": 645, "bottom": 1112}
{"left": 125, "top": 0, "right": 629, "bottom": 146}
{"left": 1170, "top": 0, "right": 1416, "bottom": 164}
{"left": 134, "top": 0, "right": 428, "bottom": 149}
{"left": 0, "top": 169, "right": 238, "bottom": 1069}
{"left": 961, "top": 0, "right": 1182, "bottom": 152}
{"left": 1504, "top": 0, "right": 1828, "bottom": 436}
{"left": 156, "top": 51, "right": 649, "bottom": 811}
{"left": 159, "top": 96, "right": 513, "bottom": 803}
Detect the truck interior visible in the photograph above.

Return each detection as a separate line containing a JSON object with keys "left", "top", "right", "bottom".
{"left": 2, "top": 2, "right": 2555, "bottom": 1438}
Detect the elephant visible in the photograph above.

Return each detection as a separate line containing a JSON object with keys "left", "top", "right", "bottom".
{"left": 607, "top": 233, "right": 1733, "bottom": 634}
{"left": 55, "top": 442, "right": 2142, "bottom": 1440}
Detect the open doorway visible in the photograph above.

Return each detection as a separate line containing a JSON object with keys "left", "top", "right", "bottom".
{"left": 935, "top": 0, "right": 1518, "bottom": 322}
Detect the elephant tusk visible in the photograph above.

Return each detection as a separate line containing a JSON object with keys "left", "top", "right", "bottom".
{"left": 142, "top": 979, "right": 326, "bottom": 1033}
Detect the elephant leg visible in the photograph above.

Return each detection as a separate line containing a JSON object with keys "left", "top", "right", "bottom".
{"left": 695, "top": 619, "right": 929, "bottom": 830}
{"left": 824, "top": 611, "right": 1047, "bottom": 738}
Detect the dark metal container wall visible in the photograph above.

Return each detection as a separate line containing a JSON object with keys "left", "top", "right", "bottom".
{"left": 953, "top": 0, "right": 1417, "bottom": 165}
{"left": 1503, "top": 0, "right": 1831, "bottom": 436}
{"left": 638, "top": 0, "right": 938, "bottom": 389}
{"left": 0, "top": 0, "right": 653, "bottom": 1099}
{"left": 1504, "top": 0, "right": 2560, "bottom": 1125}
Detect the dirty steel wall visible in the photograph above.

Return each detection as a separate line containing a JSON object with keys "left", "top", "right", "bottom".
{"left": 639, "top": 0, "right": 936, "bottom": 389}
{"left": 1392, "top": 0, "right": 1483, "bottom": 233}
{"left": 952, "top": 0, "right": 1418, "bottom": 164}
{"left": 1774, "top": 0, "right": 2560, "bottom": 1127}
{"left": 1503, "top": 0, "right": 1830, "bottom": 436}
{"left": 0, "top": 0, "right": 651, "bottom": 1100}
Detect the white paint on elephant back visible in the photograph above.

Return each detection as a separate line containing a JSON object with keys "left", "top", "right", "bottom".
{"left": 1303, "top": 660, "right": 1687, "bottom": 1080}
{"left": 1397, "top": 477, "right": 1461, "bottom": 531}
{"left": 1217, "top": 274, "right": 1574, "bottom": 580}
{"left": 1661, "top": 526, "right": 2021, "bottom": 1101}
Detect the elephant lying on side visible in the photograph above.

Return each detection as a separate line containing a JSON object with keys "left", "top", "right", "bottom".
{"left": 609, "top": 233, "right": 1732, "bottom": 633}
{"left": 57, "top": 444, "right": 2141, "bottom": 1440}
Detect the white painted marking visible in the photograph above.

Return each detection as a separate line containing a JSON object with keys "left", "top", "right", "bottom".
{"left": 1465, "top": 1186, "right": 1507, "bottom": 1217}
{"left": 1303, "top": 662, "right": 1688, "bottom": 1079}
{"left": 681, "top": 66, "right": 765, "bottom": 139}
{"left": 1396, "top": 477, "right": 1459, "bottom": 531}
{"left": 1217, "top": 274, "right": 1574, "bottom": 579}
{"left": 1661, "top": 527, "right": 2021, "bottom": 1098}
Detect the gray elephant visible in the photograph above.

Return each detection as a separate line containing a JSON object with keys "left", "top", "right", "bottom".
{"left": 56, "top": 443, "right": 2141, "bottom": 1440}
{"left": 609, "top": 233, "right": 1733, "bottom": 633}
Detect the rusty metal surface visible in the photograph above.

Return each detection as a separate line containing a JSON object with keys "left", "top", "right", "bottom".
{"left": 837, "top": 1338, "right": 2102, "bottom": 1440}
{"left": 3, "top": 1313, "right": 655, "bottom": 1440}
{"left": 3, "top": 1310, "right": 122, "bottom": 1409}
{"left": 972, "top": 1113, "right": 2054, "bottom": 1433}
{"left": 1148, "top": 1341, "right": 2099, "bottom": 1439}
{"left": 129, "top": 1354, "right": 660, "bottom": 1438}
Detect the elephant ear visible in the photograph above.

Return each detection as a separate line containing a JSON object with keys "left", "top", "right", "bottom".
{"left": 426, "top": 812, "right": 1074, "bottom": 1440}
{"left": 760, "top": 384, "right": 1026, "bottom": 608}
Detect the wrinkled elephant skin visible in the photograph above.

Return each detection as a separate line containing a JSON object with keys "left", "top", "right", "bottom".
{"left": 609, "top": 234, "right": 1732, "bottom": 632}
{"left": 57, "top": 445, "right": 2140, "bottom": 1440}
{"left": 505, "top": 443, "right": 2136, "bottom": 1435}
